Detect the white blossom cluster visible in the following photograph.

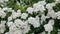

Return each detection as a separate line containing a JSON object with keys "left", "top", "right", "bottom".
{"left": 0, "top": 0, "right": 60, "bottom": 34}
{"left": 0, "top": 0, "right": 8, "bottom": 7}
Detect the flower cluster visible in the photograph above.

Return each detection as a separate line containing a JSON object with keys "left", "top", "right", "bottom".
{"left": 0, "top": 0, "right": 60, "bottom": 34}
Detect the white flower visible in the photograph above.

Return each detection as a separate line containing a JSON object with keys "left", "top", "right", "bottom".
{"left": 14, "top": 30, "right": 22, "bottom": 34}
{"left": 44, "top": 24, "right": 53, "bottom": 33}
{"left": 12, "top": 10, "right": 21, "bottom": 19}
{"left": 12, "top": 10, "right": 17, "bottom": 19}
{"left": 37, "top": 1, "right": 46, "bottom": 5}
{"left": 56, "top": 11, "right": 60, "bottom": 19}
{"left": 33, "top": 3, "right": 45, "bottom": 13}
{"left": 15, "top": 19, "right": 30, "bottom": 34}
{"left": 17, "top": 10, "right": 21, "bottom": 12}
{"left": 9, "top": 23, "right": 17, "bottom": 32}
{"left": 46, "top": 3, "right": 56, "bottom": 10}
{"left": 0, "top": 0, "right": 4, "bottom": 3}
{"left": 21, "top": 13, "right": 28, "bottom": 19}
{"left": 28, "top": 16, "right": 40, "bottom": 28}
{"left": 41, "top": 14, "right": 46, "bottom": 23}
{"left": 1, "top": 12, "right": 6, "bottom": 18}
{"left": 28, "top": 17, "right": 35, "bottom": 24}
{"left": 0, "top": 0, "right": 8, "bottom": 3}
{"left": 7, "top": 21, "right": 13, "bottom": 27}
{"left": 48, "top": 19, "right": 54, "bottom": 26}
{"left": 1, "top": 20, "right": 6, "bottom": 24}
{"left": 6, "top": 19, "right": 30, "bottom": 34}
{"left": 11, "top": 10, "right": 21, "bottom": 19}
{"left": 2, "top": 7, "right": 12, "bottom": 12}
{"left": 34, "top": 16, "right": 40, "bottom": 27}
{"left": 18, "top": 20, "right": 30, "bottom": 34}
{"left": 2, "top": 7, "right": 8, "bottom": 11}
{"left": 0, "top": 20, "right": 6, "bottom": 33}
{"left": 26, "top": 7, "right": 34, "bottom": 14}
{"left": 33, "top": 3, "right": 39, "bottom": 12}
{"left": 8, "top": 16, "right": 12, "bottom": 22}
{"left": 14, "top": 19, "right": 24, "bottom": 28}
{"left": 0, "top": 10, "right": 6, "bottom": 18}
{"left": 55, "top": 0, "right": 60, "bottom": 3}
{"left": 17, "top": 10, "right": 21, "bottom": 17}
{"left": 22, "top": 23, "right": 30, "bottom": 34}
{"left": 8, "top": 8, "right": 12, "bottom": 12}
{"left": 47, "top": 10, "right": 57, "bottom": 18}
{"left": 14, "top": 19, "right": 23, "bottom": 24}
